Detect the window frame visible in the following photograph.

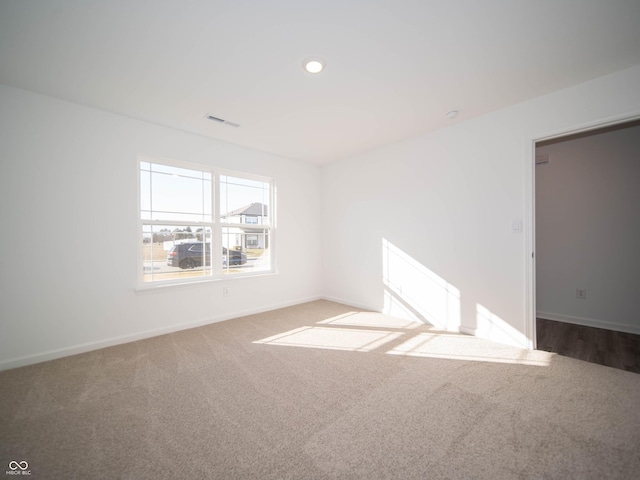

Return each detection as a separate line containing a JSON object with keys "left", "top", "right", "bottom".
{"left": 137, "top": 155, "right": 276, "bottom": 289}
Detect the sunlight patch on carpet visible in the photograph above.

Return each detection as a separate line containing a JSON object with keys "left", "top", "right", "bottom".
{"left": 253, "top": 326, "right": 403, "bottom": 352}
{"left": 317, "top": 311, "right": 421, "bottom": 330}
{"left": 386, "top": 332, "right": 552, "bottom": 366}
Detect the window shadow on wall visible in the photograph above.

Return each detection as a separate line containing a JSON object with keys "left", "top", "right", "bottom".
{"left": 382, "top": 238, "right": 461, "bottom": 331}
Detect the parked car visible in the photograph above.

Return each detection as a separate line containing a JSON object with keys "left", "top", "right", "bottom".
{"left": 223, "top": 247, "right": 247, "bottom": 266}
{"left": 167, "top": 242, "right": 247, "bottom": 269}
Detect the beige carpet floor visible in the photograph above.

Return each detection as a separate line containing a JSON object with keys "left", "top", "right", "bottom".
{"left": 1, "top": 300, "right": 639, "bottom": 479}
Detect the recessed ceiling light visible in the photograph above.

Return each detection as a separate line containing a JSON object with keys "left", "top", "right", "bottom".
{"left": 302, "top": 57, "right": 325, "bottom": 74}
{"left": 446, "top": 110, "right": 459, "bottom": 119}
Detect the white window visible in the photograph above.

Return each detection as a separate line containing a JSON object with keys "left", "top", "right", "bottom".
{"left": 139, "top": 158, "right": 274, "bottom": 285}
{"left": 220, "top": 174, "right": 272, "bottom": 275}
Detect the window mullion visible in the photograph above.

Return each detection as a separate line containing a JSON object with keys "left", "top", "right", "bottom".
{"left": 143, "top": 219, "right": 211, "bottom": 227}
{"left": 213, "top": 171, "right": 222, "bottom": 276}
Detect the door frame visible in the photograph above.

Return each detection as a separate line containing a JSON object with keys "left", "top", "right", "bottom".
{"left": 524, "top": 112, "right": 640, "bottom": 350}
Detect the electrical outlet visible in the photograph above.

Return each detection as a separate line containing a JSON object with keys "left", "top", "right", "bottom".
{"left": 576, "top": 289, "right": 586, "bottom": 300}
{"left": 223, "top": 287, "right": 230, "bottom": 297}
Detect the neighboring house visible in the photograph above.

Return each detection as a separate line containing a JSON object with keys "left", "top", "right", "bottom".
{"left": 222, "top": 202, "right": 269, "bottom": 250}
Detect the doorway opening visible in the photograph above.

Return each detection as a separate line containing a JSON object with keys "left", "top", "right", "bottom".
{"left": 531, "top": 118, "right": 640, "bottom": 373}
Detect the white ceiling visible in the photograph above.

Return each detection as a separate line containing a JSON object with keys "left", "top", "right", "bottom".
{"left": 1, "top": 0, "right": 639, "bottom": 164}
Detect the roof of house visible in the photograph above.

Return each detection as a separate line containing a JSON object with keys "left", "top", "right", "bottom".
{"left": 225, "top": 202, "right": 268, "bottom": 218}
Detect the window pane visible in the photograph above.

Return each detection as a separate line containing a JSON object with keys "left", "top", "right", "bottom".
{"left": 140, "top": 169, "right": 151, "bottom": 219}
{"left": 142, "top": 225, "right": 212, "bottom": 282}
{"left": 149, "top": 163, "right": 211, "bottom": 181}
{"left": 220, "top": 175, "right": 270, "bottom": 224}
{"left": 150, "top": 171, "right": 211, "bottom": 222}
{"left": 222, "top": 227, "right": 270, "bottom": 275}
{"left": 140, "top": 162, "right": 212, "bottom": 222}
{"left": 203, "top": 176, "right": 212, "bottom": 219}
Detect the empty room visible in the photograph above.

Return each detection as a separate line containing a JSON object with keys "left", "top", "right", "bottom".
{"left": 1, "top": 1, "right": 639, "bottom": 478}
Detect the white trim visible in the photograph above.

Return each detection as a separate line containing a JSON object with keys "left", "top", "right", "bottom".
{"left": 1, "top": 294, "right": 502, "bottom": 371}
{"left": 531, "top": 112, "right": 640, "bottom": 145}
{"left": 213, "top": 171, "right": 222, "bottom": 276}
{"left": 216, "top": 166, "right": 275, "bottom": 185}
{"left": 0, "top": 295, "right": 322, "bottom": 372}
{"left": 536, "top": 311, "right": 640, "bottom": 336}
{"left": 322, "top": 295, "right": 476, "bottom": 336}
{"left": 320, "top": 295, "right": 381, "bottom": 312}
{"left": 525, "top": 111, "right": 640, "bottom": 352}
{"left": 458, "top": 326, "right": 476, "bottom": 336}
{"left": 524, "top": 137, "right": 537, "bottom": 350}
{"left": 137, "top": 158, "right": 144, "bottom": 285}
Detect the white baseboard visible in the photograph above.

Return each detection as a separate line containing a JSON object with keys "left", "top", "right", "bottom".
{"left": 320, "top": 295, "right": 381, "bottom": 312}
{"left": 536, "top": 311, "right": 640, "bottom": 335}
{"left": 322, "top": 295, "right": 479, "bottom": 337}
{"left": 0, "top": 295, "right": 323, "bottom": 372}
{"left": 458, "top": 326, "right": 476, "bottom": 336}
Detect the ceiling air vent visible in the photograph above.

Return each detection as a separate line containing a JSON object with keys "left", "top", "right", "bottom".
{"left": 205, "top": 114, "right": 240, "bottom": 128}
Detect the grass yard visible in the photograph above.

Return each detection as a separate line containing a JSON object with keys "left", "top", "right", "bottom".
{"left": 142, "top": 243, "right": 169, "bottom": 261}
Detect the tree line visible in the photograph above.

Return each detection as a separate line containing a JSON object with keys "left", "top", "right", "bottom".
{"left": 143, "top": 227, "right": 207, "bottom": 244}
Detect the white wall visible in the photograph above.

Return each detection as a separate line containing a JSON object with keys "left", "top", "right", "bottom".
{"left": 536, "top": 123, "right": 640, "bottom": 334}
{"left": 3, "top": 65, "right": 640, "bottom": 368}
{"left": 0, "top": 84, "right": 322, "bottom": 369}
{"left": 321, "top": 64, "right": 640, "bottom": 348}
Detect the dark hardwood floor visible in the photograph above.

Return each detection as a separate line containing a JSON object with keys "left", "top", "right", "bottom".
{"left": 536, "top": 318, "right": 640, "bottom": 374}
